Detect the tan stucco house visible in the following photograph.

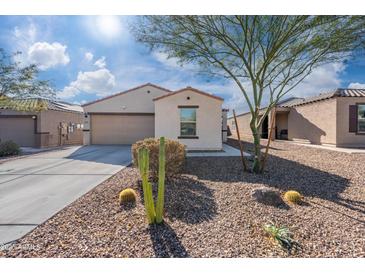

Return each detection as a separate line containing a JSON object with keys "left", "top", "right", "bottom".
{"left": 0, "top": 98, "right": 84, "bottom": 148}
{"left": 82, "top": 83, "right": 227, "bottom": 150}
{"left": 228, "top": 88, "right": 365, "bottom": 148}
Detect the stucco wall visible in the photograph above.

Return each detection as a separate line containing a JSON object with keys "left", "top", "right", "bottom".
{"left": 83, "top": 85, "right": 170, "bottom": 113}
{"left": 154, "top": 89, "right": 223, "bottom": 150}
{"left": 288, "top": 98, "right": 337, "bottom": 145}
{"left": 336, "top": 97, "right": 365, "bottom": 147}
{"left": 39, "top": 110, "right": 84, "bottom": 147}
{"left": 227, "top": 112, "right": 262, "bottom": 141}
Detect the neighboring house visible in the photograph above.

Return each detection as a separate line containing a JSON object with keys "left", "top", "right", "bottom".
{"left": 228, "top": 88, "right": 365, "bottom": 148}
{"left": 0, "top": 98, "right": 84, "bottom": 148}
{"left": 82, "top": 83, "right": 227, "bottom": 150}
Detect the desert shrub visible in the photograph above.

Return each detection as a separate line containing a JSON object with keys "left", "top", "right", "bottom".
{"left": 263, "top": 222, "right": 298, "bottom": 250}
{"left": 132, "top": 138, "right": 185, "bottom": 178}
{"left": 0, "top": 140, "right": 21, "bottom": 157}
{"left": 119, "top": 188, "right": 137, "bottom": 205}
{"left": 283, "top": 190, "right": 302, "bottom": 204}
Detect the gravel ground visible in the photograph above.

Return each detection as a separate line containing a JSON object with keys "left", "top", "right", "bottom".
{"left": 1, "top": 138, "right": 364, "bottom": 257}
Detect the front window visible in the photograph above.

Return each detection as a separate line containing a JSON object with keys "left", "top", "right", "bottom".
{"left": 180, "top": 108, "right": 196, "bottom": 136}
{"left": 358, "top": 104, "right": 365, "bottom": 133}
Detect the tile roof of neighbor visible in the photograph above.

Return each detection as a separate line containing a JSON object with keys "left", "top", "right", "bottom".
{"left": 228, "top": 88, "right": 365, "bottom": 118}
{"left": 153, "top": 86, "right": 224, "bottom": 101}
{"left": 0, "top": 98, "right": 83, "bottom": 113}
{"left": 82, "top": 83, "right": 173, "bottom": 107}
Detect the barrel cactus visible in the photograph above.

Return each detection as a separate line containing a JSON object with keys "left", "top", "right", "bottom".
{"left": 119, "top": 188, "right": 137, "bottom": 205}
{"left": 284, "top": 190, "right": 302, "bottom": 204}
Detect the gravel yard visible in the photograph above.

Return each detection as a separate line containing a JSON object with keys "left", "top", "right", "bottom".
{"left": 1, "top": 138, "right": 365, "bottom": 257}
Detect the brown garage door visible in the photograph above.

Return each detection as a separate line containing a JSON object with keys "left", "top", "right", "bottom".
{"left": 0, "top": 116, "right": 36, "bottom": 147}
{"left": 91, "top": 114, "right": 155, "bottom": 144}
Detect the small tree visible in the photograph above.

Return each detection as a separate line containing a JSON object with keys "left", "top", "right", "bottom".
{"left": 131, "top": 16, "right": 365, "bottom": 173}
{"left": 0, "top": 48, "right": 55, "bottom": 110}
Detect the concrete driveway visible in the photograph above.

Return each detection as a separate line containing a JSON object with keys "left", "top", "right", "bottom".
{"left": 0, "top": 145, "right": 131, "bottom": 246}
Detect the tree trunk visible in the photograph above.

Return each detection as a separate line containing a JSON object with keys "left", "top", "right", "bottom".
{"left": 250, "top": 123, "right": 262, "bottom": 173}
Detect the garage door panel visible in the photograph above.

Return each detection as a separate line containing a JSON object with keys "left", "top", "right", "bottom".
{"left": 91, "top": 114, "right": 154, "bottom": 144}
{"left": 0, "top": 117, "right": 35, "bottom": 147}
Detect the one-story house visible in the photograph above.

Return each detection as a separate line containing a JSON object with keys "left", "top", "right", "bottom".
{"left": 0, "top": 98, "right": 84, "bottom": 148}
{"left": 82, "top": 83, "right": 228, "bottom": 150}
{"left": 228, "top": 88, "right": 365, "bottom": 148}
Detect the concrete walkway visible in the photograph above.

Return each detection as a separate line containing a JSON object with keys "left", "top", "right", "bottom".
{"left": 187, "top": 144, "right": 250, "bottom": 157}
{"left": 0, "top": 145, "right": 131, "bottom": 247}
{"left": 275, "top": 140, "right": 365, "bottom": 154}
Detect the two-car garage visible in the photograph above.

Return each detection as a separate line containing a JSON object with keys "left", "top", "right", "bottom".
{"left": 90, "top": 114, "right": 155, "bottom": 145}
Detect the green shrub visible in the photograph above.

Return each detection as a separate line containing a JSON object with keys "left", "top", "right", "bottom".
{"left": 132, "top": 138, "right": 185, "bottom": 178}
{"left": 0, "top": 140, "right": 21, "bottom": 157}
{"left": 263, "top": 222, "right": 298, "bottom": 250}
{"left": 119, "top": 188, "right": 137, "bottom": 205}
{"left": 284, "top": 190, "right": 302, "bottom": 204}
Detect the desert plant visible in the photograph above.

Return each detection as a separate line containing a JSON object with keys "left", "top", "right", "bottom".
{"left": 132, "top": 138, "right": 185, "bottom": 178}
{"left": 119, "top": 188, "right": 137, "bottom": 205}
{"left": 284, "top": 190, "right": 302, "bottom": 204}
{"left": 138, "top": 147, "right": 156, "bottom": 224}
{"left": 155, "top": 136, "right": 166, "bottom": 223}
{"left": 263, "top": 222, "right": 297, "bottom": 250}
{"left": 137, "top": 137, "right": 166, "bottom": 225}
{"left": 0, "top": 140, "right": 21, "bottom": 157}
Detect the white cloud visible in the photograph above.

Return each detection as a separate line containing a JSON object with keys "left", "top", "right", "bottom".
{"left": 84, "top": 52, "right": 94, "bottom": 62}
{"left": 83, "top": 16, "right": 126, "bottom": 43}
{"left": 94, "top": 56, "right": 106, "bottom": 68}
{"left": 348, "top": 82, "right": 365, "bottom": 89}
{"left": 153, "top": 52, "right": 182, "bottom": 68}
{"left": 58, "top": 68, "right": 116, "bottom": 99}
{"left": 28, "top": 42, "right": 70, "bottom": 70}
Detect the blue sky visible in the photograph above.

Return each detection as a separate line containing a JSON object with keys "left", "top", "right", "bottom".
{"left": 1, "top": 15, "right": 364, "bottom": 113}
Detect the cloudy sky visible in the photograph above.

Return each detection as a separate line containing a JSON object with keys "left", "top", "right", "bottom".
{"left": 1, "top": 15, "right": 365, "bottom": 113}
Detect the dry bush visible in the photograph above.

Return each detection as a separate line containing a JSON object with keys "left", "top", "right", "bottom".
{"left": 132, "top": 138, "right": 186, "bottom": 178}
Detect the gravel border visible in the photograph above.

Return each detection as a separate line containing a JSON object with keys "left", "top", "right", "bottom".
{"left": 1, "top": 138, "right": 364, "bottom": 257}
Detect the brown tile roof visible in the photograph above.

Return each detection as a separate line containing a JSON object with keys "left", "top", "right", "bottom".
{"left": 0, "top": 97, "right": 83, "bottom": 113}
{"left": 82, "top": 83, "right": 172, "bottom": 107}
{"left": 153, "top": 86, "right": 224, "bottom": 102}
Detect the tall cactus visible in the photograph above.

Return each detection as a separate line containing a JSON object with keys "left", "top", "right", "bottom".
{"left": 137, "top": 137, "right": 166, "bottom": 225}
{"left": 155, "top": 137, "right": 166, "bottom": 223}
{"left": 138, "top": 147, "right": 155, "bottom": 224}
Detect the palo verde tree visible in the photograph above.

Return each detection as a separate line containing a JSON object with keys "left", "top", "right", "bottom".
{"left": 131, "top": 16, "right": 365, "bottom": 173}
{"left": 0, "top": 48, "right": 55, "bottom": 110}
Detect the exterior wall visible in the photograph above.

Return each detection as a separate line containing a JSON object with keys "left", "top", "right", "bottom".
{"left": 336, "top": 97, "right": 365, "bottom": 147}
{"left": 83, "top": 85, "right": 169, "bottom": 113}
{"left": 222, "top": 110, "right": 228, "bottom": 142}
{"left": 154, "top": 89, "right": 223, "bottom": 150}
{"left": 0, "top": 109, "right": 83, "bottom": 147}
{"left": 288, "top": 98, "right": 337, "bottom": 145}
{"left": 227, "top": 112, "right": 261, "bottom": 141}
{"left": 39, "top": 110, "right": 84, "bottom": 147}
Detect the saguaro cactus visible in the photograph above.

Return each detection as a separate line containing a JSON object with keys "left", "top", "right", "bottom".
{"left": 155, "top": 136, "right": 166, "bottom": 223}
{"left": 137, "top": 137, "right": 166, "bottom": 225}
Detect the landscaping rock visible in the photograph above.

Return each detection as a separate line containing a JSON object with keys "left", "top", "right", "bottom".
{"left": 252, "top": 187, "right": 284, "bottom": 207}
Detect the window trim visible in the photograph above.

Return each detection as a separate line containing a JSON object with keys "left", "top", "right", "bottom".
{"left": 179, "top": 107, "right": 197, "bottom": 137}
{"left": 357, "top": 103, "right": 365, "bottom": 135}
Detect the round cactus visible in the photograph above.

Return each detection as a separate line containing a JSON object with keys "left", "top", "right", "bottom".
{"left": 119, "top": 188, "right": 137, "bottom": 205}
{"left": 284, "top": 190, "right": 302, "bottom": 204}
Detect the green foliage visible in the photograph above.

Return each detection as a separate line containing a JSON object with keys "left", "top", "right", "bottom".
{"left": 0, "top": 48, "right": 55, "bottom": 111}
{"left": 155, "top": 136, "right": 166, "bottom": 223}
{"left": 119, "top": 188, "right": 137, "bottom": 205}
{"left": 0, "top": 140, "right": 21, "bottom": 157}
{"left": 284, "top": 190, "right": 302, "bottom": 204}
{"left": 263, "top": 222, "right": 297, "bottom": 250}
{"left": 132, "top": 137, "right": 185, "bottom": 178}
{"left": 137, "top": 137, "right": 166, "bottom": 225}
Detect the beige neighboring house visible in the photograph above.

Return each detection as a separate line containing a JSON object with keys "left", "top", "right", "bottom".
{"left": 228, "top": 89, "right": 365, "bottom": 148}
{"left": 82, "top": 83, "right": 227, "bottom": 150}
{"left": 0, "top": 98, "right": 84, "bottom": 148}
